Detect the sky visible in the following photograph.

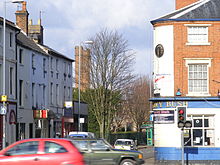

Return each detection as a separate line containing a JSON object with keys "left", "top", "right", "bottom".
{"left": 1, "top": 0, "right": 175, "bottom": 76}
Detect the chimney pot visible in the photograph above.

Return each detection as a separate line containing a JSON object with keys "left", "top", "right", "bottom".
{"left": 22, "top": 1, "right": 27, "bottom": 11}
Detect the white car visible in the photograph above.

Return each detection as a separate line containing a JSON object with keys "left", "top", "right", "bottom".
{"left": 114, "top": 139, "right": 137, "bottom": 150}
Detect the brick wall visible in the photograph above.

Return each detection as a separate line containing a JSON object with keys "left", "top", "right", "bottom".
{"left": 173, "top": 21, "right": 220, "bottom": 96}
{"left": 176, "top": 0, "right": 199, "bottom": 10}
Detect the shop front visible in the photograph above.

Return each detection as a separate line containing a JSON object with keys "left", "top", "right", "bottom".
{"left": 150, "top": 97, "right": 220, "bottom": 164}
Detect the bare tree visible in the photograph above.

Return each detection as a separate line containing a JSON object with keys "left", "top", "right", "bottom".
{"left": 83, "top": 29, "right": 135, "bottom": 138}
{"left": 124, "top": 76, "right": 151, "bottom": 132}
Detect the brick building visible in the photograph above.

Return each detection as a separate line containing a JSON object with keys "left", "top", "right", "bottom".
{"left": 150, "top": 0, "right": 220, "bottom": 163}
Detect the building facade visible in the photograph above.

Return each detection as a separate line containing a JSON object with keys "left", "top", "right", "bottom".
{"left": 0, "top": 1, "right": 74, "bottom": 147}
{"left": 151, "top": 0, "right": 220, "bottom": 163}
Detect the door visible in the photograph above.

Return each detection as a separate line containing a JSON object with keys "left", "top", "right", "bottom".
{"left": 0, "top": 141, "right": 39, "bottom": 165}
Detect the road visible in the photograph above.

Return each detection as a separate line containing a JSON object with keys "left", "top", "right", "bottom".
{"left": 138, "top": 146, "right": 155, "bottom": 165}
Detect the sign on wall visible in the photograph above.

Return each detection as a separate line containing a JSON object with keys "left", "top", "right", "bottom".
{"left": 154, "top": 110, "right": 174, "bottom": 124}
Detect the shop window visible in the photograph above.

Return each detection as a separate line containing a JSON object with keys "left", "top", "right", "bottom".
{"left": 184, "top": 115, "right": 214, "bottom": 147}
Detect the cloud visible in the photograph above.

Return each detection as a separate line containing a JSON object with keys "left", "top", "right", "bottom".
{"left": 0, "top": 0, "right": 175, "bottom": 75}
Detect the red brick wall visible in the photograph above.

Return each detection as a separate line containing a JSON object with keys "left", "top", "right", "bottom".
{"left": 176, "top": 0, "right": 199, "bottom": 10}
{"left": 173, "top": 21, "right": 220, "bottom": 96}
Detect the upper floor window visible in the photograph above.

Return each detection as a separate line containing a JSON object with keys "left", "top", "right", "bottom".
{"left": 32, "top": 54, "right": 36, "bottom": 74}
{"left": 9, "top": 32, "right": 13, "bottom": 48}
{"left": 185, "top": 58, "right": 211, "bottom": 96}
{"left": 43, "top": 58, "right": 47, "bottom": 78}
{"left": 51, "top": 57, "right": 53, "bottom": 70}
{"left": 186, "top": 24, "right": 211, "bottom": 45}
{"left": 188, "top": 64, "right": 208, "bottom": 93}
{"left": 19, "top": 49, "right": 24, "bottom": 64}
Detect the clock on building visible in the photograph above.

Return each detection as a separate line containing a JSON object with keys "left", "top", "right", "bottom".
{"left": 155, "top": 44, "right": 164, "bottom": 58}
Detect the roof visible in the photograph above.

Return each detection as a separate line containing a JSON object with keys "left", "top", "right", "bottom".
{"left": 0, "top": 17, "right": 19, "bottom": 31}
{"left": 151, "top": 0, "right": 220, "bottom": 25}
{"left": 17, "top": 32, "right": 47, "bottom": 55}
{"left": 39, "top": 44, "right": 74, "bottom": 62}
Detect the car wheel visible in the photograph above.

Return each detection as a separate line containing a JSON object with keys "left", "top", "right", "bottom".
{"left": 120, "top": 159, "right": 136, "bottom": 165}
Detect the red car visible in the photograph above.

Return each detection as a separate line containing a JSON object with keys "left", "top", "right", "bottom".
{"left": 0, "top": 138, "right": 85, "bottom": 165}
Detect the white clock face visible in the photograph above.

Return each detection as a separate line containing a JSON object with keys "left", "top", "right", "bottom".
{"left": 155, "top": 44, "right": 164, "bottom": 58}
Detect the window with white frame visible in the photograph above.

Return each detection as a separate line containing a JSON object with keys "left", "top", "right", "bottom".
{"left": 186, "top": 25, "right": 210, "bottom": 45}
{"left": 188, "top": 64, "right": 208, "bottom": 93}
{"left": 184, "top": 115, "right": 215, "bottom": 147}
{"left": 185, "top": 58, "right": 211, "bottom": 96}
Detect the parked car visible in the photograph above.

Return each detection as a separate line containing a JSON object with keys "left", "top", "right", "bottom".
{"left": 68, "top": 132, "right": 95, "bottom": 139}
{"left": 114, "top": 139, "right": 137, "bottom": 150}
{"left": 71, "top": 138, "right": 144, "bottom": 165}
{"left": 0, "top": 138, "right": 84, "bottom": 165}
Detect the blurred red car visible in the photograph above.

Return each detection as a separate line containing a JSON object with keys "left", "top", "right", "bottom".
{"left": 0, "top": 138, "right": 84, "bottom": 165}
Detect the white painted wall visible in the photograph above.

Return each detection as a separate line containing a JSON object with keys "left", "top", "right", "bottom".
{"left": 153, "top": 25, "right": 174, "bottom": 96}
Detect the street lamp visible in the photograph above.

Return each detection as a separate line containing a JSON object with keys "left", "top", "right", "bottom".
{"left": 1, "top": 0, "right": 24, "bottom": 149}
{"left": 78, "top": 40, "right": 93, "bottom": 131}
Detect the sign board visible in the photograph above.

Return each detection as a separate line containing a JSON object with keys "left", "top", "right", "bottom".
{"left": 64, "top": 101, "right": 73, "bottom": 108}
{"left": 154, "top": 110, "right": 174, "bottom": 124}
{"left": 1, "top": 95, "right": 7, "bottom": 102}
{"left": 0, "top": 105, "right": 7, "bottom": 115}
{"left": 80, "top": 118, "right": 85, "bottom": 123}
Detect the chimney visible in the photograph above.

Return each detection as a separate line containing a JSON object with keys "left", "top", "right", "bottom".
{"left": 15, "top": 1, "right": 29, "bottom": 34}
{"left": 28, "top": 18, "right": 44, "bottom": 45}
{"left": 176, "top": 0, "right": 199, "bottom": 10}
{"left": 75, "top": 46, "right": 91, "bottom": 91}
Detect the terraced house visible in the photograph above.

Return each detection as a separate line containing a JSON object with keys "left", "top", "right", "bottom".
{"left": 0, "top": 1, "right": 73, "bottom": 148}
{"left": 150, "top": 0, "right": 220, "bottom": 163}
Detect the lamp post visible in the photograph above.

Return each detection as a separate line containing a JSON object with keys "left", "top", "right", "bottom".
{"left": 1, "top": 0, "right": 24, "bottom": 149}
{"left": 78, "top": 40, "right": 93, "bottom": 131}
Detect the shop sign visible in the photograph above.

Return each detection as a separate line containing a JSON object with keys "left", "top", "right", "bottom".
{"left": 33, "top": 110, "right": 48, "bottom": 119}
{"left": 154, "top": 110, "right": 174, "bottom": 124}
{"left": 153, "top": 101, "right": 188, "bottom": 109}
{"left": 63, "top": 108, "right": 73, "bottom": 117}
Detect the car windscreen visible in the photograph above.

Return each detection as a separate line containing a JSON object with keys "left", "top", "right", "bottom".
{"left": 115, "top": 141, "right": 132, "bottom": 145}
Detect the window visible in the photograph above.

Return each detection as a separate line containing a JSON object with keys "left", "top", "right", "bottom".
{"left": 32, "top": 54, "right": 36, "bottom": 74}
{"left": 186, "top": 24, "right": 210, "bottom": 45}
{"left": 185, "top": 58, "right": 211, "bottom": 96}
{"left": 56, "top": 59, "right": 59, "bottom": 71}
{"left": 0, "top": 64, "right": 2, "bottom": 93}
{"left": 50, "top": 83, "right": 53, "bottom": 104}
{"left": 56, "top": 84, "right": 59, "bottom": 105}
{"left": 184, "top": 115, "right": 214, "bottom": 147}
{"left": 6, "top": 141, "right": 39, "bottom": 156}
{"left": 32, "top": 83, "right": 35, "bottom": 108}
{"left": 9, "top": 32, "right": 13, "bottom": 48}
{"left": 188, "top": 64, "right": 208, "bottom": 93}
{"left": 43, "top": 85, "right": 46, "bottom": 107}
{"left": 64, "top": 86, "right": 66, "bottom": 101}
{"left": 51, "top": 57, "right": 53, "bottom": 70}
{"left": 0, "top": 28, "right": 2, "bottom": 44}
{"left": 19, "top": 80, "right": 24, "bottom": 106}
{"left": 9, "top": 67, "right": 14, "bottom": 95}
{"left": 44, "top": 141, "right": 67, "bottom": 153}
{"left": 43, "top": 58, "right": 47, "bottom": 78}
{"left": 19, "top": 49, "right": 24, "bottom": 64}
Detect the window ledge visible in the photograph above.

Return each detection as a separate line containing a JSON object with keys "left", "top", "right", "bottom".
{"left": 186, "top": 42, "right": 211, "bottom": 46}
{"left": 186, "top": 93, "right": 211, "bottom": 97}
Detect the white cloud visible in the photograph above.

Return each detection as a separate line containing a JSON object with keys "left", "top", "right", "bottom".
{"left": 0, "top": 0, "right": 175, "bottom": 75}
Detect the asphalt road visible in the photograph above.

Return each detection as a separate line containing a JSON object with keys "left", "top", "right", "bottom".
{"left": 138, "top": 146, "right": 155, "bottom": 165}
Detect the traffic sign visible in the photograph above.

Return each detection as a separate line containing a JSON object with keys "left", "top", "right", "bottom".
{"left": 1, "top": 95, "right": 7, "bottom": 102}
{"left": 0, "top": 105, "right": 7, "bottom": 115}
